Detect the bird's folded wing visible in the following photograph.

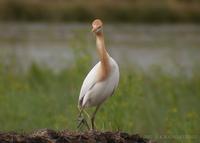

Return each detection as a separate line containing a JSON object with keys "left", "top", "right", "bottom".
{"left": 78, "top": 62, "right": 100, "bottom": 107}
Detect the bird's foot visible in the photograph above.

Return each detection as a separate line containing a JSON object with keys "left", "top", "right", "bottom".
{"left": 89, "top": 128, "right": 97, "bottom": 132}
{"left": 77, "top": 116, "right": 90, "bottom": 130}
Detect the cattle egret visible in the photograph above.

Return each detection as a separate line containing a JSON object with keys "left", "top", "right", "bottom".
{"left": 77, "top": 19, "right": 120, "bottom": 130}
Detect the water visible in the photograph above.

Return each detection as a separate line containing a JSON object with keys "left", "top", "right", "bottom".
{"left": 0, "top": 23, "right": 199, "bottom": 74}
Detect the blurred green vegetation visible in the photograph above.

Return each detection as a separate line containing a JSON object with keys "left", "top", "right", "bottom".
{"left": 0, "top": 50, "right": 200, "bottom": 143}
{"left": 0, "top": 0, "right": 200, "bottom": 22}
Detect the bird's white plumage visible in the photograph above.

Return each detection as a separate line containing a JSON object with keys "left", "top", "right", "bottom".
{"left": 78, "top": 56, "right": 119, "bottom": 108}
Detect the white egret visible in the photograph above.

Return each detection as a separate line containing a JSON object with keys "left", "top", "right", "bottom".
{"left": 78, "top": 19, "right": 119, "bottom": 130}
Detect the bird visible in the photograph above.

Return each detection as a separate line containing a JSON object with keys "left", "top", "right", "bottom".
{"left": 77, "top": 19, "right": 120, "bottom": 130}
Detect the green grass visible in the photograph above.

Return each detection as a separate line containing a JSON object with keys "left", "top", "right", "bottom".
{"left": 0, "top": 52, "right": 200, "bottom": 143}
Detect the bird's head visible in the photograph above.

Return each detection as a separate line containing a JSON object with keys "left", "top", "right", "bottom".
{"left": 92, "top": 19, "right": 103, "bottom": 34}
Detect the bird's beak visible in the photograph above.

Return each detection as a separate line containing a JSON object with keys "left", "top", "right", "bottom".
{"left": 91, "top": 27, "right": 95, "bottom": 32}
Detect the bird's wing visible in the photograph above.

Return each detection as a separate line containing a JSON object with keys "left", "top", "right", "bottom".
{"left": 78, "top": 62, "right": 101, "bottom": 107}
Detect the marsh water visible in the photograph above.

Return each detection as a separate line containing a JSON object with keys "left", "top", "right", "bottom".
{"left": 0, "top": 23, "right": 200, "bottom": 74}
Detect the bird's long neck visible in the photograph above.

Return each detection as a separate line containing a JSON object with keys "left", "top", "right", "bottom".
{"left": 96, "top": 31, "right": 110, "bottom": 80}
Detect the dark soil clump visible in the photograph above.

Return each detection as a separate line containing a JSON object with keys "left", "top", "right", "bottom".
{"left": 0, "top": 129, "right": 152, "bottom": 143}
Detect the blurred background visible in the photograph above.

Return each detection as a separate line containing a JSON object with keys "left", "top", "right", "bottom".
{"left": 0, "top": 0, "right": 200, "bottom": 22}
{"left": 0, "top": 0, "right": 200, "bottom": 142}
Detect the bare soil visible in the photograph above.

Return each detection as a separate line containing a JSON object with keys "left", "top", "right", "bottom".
{"left": 0, "top": 129, "right": 152, "bottom": 143}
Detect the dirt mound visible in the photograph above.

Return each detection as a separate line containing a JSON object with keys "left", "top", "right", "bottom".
{"left": 0, "top": 129, "right": 152, "bottom": 143}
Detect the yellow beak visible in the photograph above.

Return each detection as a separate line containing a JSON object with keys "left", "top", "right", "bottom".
{"left": 92, "top": 27, "right": 96, "bottom": 32}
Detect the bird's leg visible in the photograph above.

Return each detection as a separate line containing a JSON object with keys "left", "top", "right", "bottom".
{"left": 91, "top": 104, "right": 101, "bottom": 130}
{"left": 83, "top": 110, "right": 91, "bottom": 121}
{"left": 77, "top": 108, "right": 90, "bottom": 130}
{"left": 77, "top": 108, "right": 83, "bottom": 129}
